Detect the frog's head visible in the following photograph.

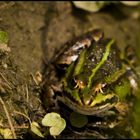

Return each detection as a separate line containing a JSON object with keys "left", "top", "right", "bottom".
{"left": 66, "top": 72, "right": 119, "bottom": 107}
{"left": 73, "top": 75, "right": 108, "bottom": 106}
{"left": 63, "top": 74, "right": 119, "bottom": 115}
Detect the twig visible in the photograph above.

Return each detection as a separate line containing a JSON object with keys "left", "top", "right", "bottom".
{"left": 1, "top": 125, "right": 29, "bottom": 129}
{"left": 0, "top": 97, "right": 17, "bottom": 139}
{"left": 30, "top": 73, "right": 39, "bottom": 85}
{"left": 14, "top": 110, "right": 31, "bottom": 126}
{"left": 0, "top": 72, "right": 13, "bottom": 89}
{"left": 25, "top": 84, "right": 29, "bottom": 103}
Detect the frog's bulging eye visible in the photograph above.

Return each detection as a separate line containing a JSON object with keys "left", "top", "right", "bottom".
{"left": 92, "top": 29, "right": 104, "bottom": 42}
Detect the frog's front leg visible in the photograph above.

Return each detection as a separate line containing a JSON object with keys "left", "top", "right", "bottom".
{"left": 41, "top": 82, "right": 63, "bottom": 112}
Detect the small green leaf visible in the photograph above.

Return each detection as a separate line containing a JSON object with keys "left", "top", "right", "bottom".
{"left": 70, "top": 112, "right": 88, "bottom": 128}
{"left": 42, "top": 112, "right": 66, "bottom": 136}
{"left": 0, "top": 128, "right": 13, "bottom": 139}
{"left": 49, "top": 118, "right": 66, "bottom": 136}
{"left": 42, "top": 112, "right": 61, "bottom": 127}
{"left": 31, "top": 122, "right": 44, "bottom": 138}
{"left": 0, "top": 31, "right": 8, "bottom": 44}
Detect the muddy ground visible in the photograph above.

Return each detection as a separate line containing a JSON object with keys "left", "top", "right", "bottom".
{"left": 0, "top": 1, "right": 140, "bottom": 139}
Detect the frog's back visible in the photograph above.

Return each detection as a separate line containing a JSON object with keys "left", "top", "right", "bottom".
{"left": 73, "top": 38, "right": 122, "bottom": 85}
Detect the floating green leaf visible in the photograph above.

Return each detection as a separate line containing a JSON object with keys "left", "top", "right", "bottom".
{"left": 70, "top": 112, "right": 88, "bottom": 128}
{"left": 31, "top": 122, "right": 44, "bottom": 138}
{"left": 42, "top": 112, "right": 66, "bottom": 136}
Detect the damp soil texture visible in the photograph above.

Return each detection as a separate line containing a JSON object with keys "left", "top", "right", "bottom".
{"left": 0, "top": 1, "right": 140, "bottom": 139}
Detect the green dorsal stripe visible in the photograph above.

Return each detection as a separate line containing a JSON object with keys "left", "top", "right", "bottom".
{"left": 87, "top": 39, "right": 115, "bottom": 88}
{"left": 74, "top": 50, "right": 86, "bottom": 76}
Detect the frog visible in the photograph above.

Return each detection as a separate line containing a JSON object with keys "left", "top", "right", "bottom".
{"left": 41, "top": 29, "right": 139, "bottom": 138}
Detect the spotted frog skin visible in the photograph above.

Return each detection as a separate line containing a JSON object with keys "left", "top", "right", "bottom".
{"left": 41, "top": 29, "right": 138, "bottom": 131}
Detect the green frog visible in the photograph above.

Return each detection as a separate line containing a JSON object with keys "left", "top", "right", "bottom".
{"left": 41, "top": 29, "right": 139, "bottom": 138}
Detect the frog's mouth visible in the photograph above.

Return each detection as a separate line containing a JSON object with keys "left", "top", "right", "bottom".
{"left": 57, "top": 93, "right": 118, "bottom": 116}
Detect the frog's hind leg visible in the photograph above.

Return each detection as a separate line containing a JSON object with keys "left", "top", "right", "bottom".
{"left": 41, "top": 82, "right": 63, "bottom": 113}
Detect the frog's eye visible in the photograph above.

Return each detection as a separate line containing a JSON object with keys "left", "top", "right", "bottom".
{"left": 92, "top": 29, "right": 104, "bottom": 42}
